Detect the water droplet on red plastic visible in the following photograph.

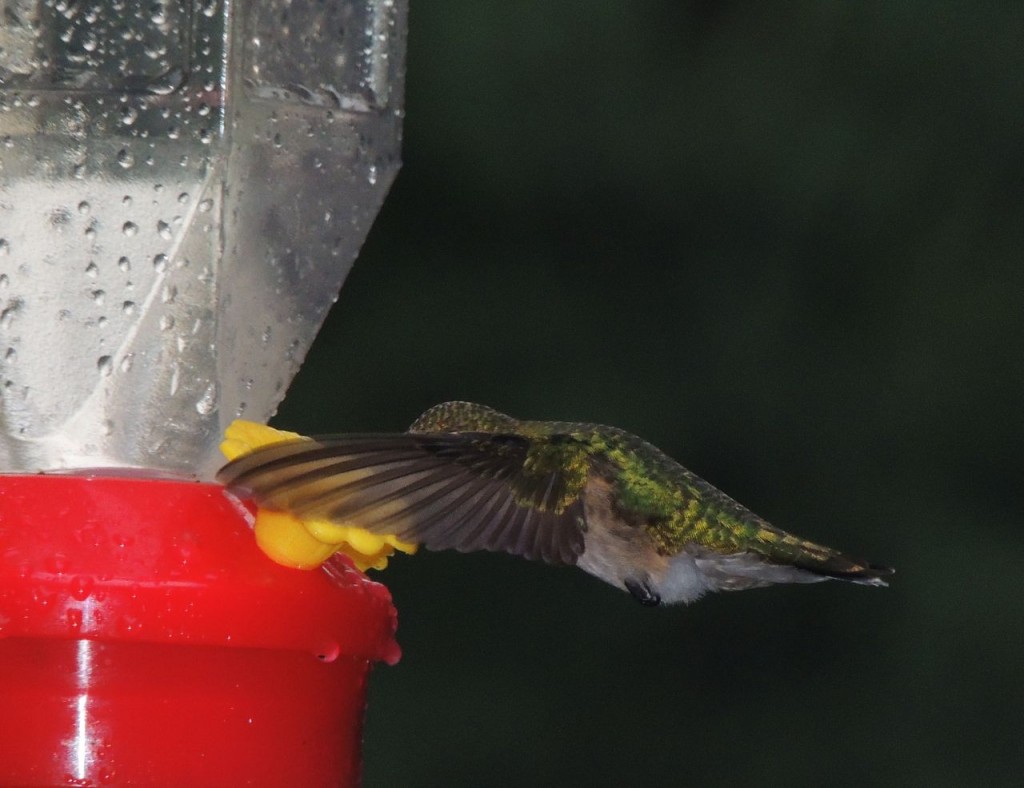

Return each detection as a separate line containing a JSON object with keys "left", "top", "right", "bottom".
{"left": 70, "top": 576, "right": 94, "bottom": 601}
{"left": 316, "top": 641, "right": 341, "bottom": 663}
{"left": 66, "top": 608, "right": 83, "bottom": 632}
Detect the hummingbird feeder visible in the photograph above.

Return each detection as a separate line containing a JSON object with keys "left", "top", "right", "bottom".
{"left": 0, "top": 1, "right": 408, "bottom": 784}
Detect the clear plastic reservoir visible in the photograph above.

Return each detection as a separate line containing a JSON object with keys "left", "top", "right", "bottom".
{"left": 0, "top": 0, "right": 406, "bottom": 477}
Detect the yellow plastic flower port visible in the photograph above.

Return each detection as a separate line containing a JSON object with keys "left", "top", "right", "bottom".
{"left": 220, "top": 420, "right": 418, "bottom": 572}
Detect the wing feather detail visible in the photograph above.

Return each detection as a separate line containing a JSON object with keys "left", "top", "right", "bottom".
{"left": 217, "top": 432, "right": 588, "bottom": 566}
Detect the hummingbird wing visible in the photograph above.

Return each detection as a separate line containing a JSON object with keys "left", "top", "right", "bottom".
{"left": 217, "top": 432, "right": 590, "bottom": 565}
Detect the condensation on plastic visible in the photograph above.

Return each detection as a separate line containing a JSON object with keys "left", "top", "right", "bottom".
{"left": 0, "top": 0, "right": 406, "bottom": 477}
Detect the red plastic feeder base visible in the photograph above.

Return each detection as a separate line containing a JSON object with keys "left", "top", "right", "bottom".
{"left": 0, "top": 475, "right": 399, "bottom": 787}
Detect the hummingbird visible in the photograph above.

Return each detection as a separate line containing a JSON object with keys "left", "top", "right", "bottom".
{"left": 217, "top": 401, "right": 892, "bottom": 606}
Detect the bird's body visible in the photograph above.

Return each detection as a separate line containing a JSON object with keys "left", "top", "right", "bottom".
{"left": 218, "top": 402, "right": 892, "bottom": 605}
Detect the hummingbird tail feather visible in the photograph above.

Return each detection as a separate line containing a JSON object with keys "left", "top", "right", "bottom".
{"left": 792, "top": 554, "right": 894, "bottom": 586}
{"left": 773, "top": 539, "right": 894, "bottom": 587}
{"left": 689, "top": 536, "right": 893, "bottom": 593}
{"left": 740, "top": 524, "right": 894, "bottom": 588}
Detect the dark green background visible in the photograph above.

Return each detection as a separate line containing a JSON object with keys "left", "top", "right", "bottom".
{"left": 277, "top": 3, "right": 1023, "bottom": 786}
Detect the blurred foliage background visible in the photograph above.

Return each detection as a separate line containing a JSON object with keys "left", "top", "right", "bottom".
{"left": 275, "top": 2, "right": 1023, "bottom": 785}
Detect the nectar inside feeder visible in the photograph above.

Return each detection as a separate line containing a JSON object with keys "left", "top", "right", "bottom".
{"left": 0, "top": 1, "right": 408, "bottom": 784}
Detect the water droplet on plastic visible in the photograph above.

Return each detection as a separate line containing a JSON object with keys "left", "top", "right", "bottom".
{"left": 0, "top": 304, "right": 17, "bottom": 329}
{"left": 97, "top": 356, "right": 113, "bottom": 376}
{"left": 118, "top": 256, "right": 131, "bottom": 272}
{"left": 50, "top": 554, "right": 68, "bottom": 574}
{"left": 120, "top": 105, "right": 138, "bottom": 126}
{"left": 153, "top": 253, "right": 168, "bottom": 271}
{"left": 120, "top": 354, "right": 134, "bottom": 373}
{"left": 0, "top": 239, "right": 9, "bottom": 255}
{"left": 77, "top": 201, "right": 91, "bottom": 215}
{"left": 159, "top": 314, "right": 175, "bottom": 331}
{"left": 122, "top": 301, "right": 136, "bottom": 315}
{"left": 367, "top": 164, "right": 378, "bottom": 185}
{"left": 66, "top": 608, "right": 83, "bottom": 632}
{"left": 91, "top": 289, "right": 105, "bottom": 305}
{"left": 85, "top": 261, "right": 99, "bottom": 277}
{"left": 195, "top": 383, "right": 217, "bottom": 415}
{"left": 177, "top": 192, "right": 190, "bottom": 204}
{"left": 198, "top": 198, "right": 213, "bottom": 213}
{"left": 70, "top": 576, "right": 94, "bottom": 601}
{"left": 122, "top": 194, "right": 133, "bottom": 207}
{"left": 116, "top": 148, "right": 135, "bottom": 168}
{"left": 122, "top": 221, "right": 138, "bottom": 237}
{"left": 161, "top": 284, "right": 177, "bottom": 304}
{"left": 157, "top": 220, "right": 173, "bottom": 240}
